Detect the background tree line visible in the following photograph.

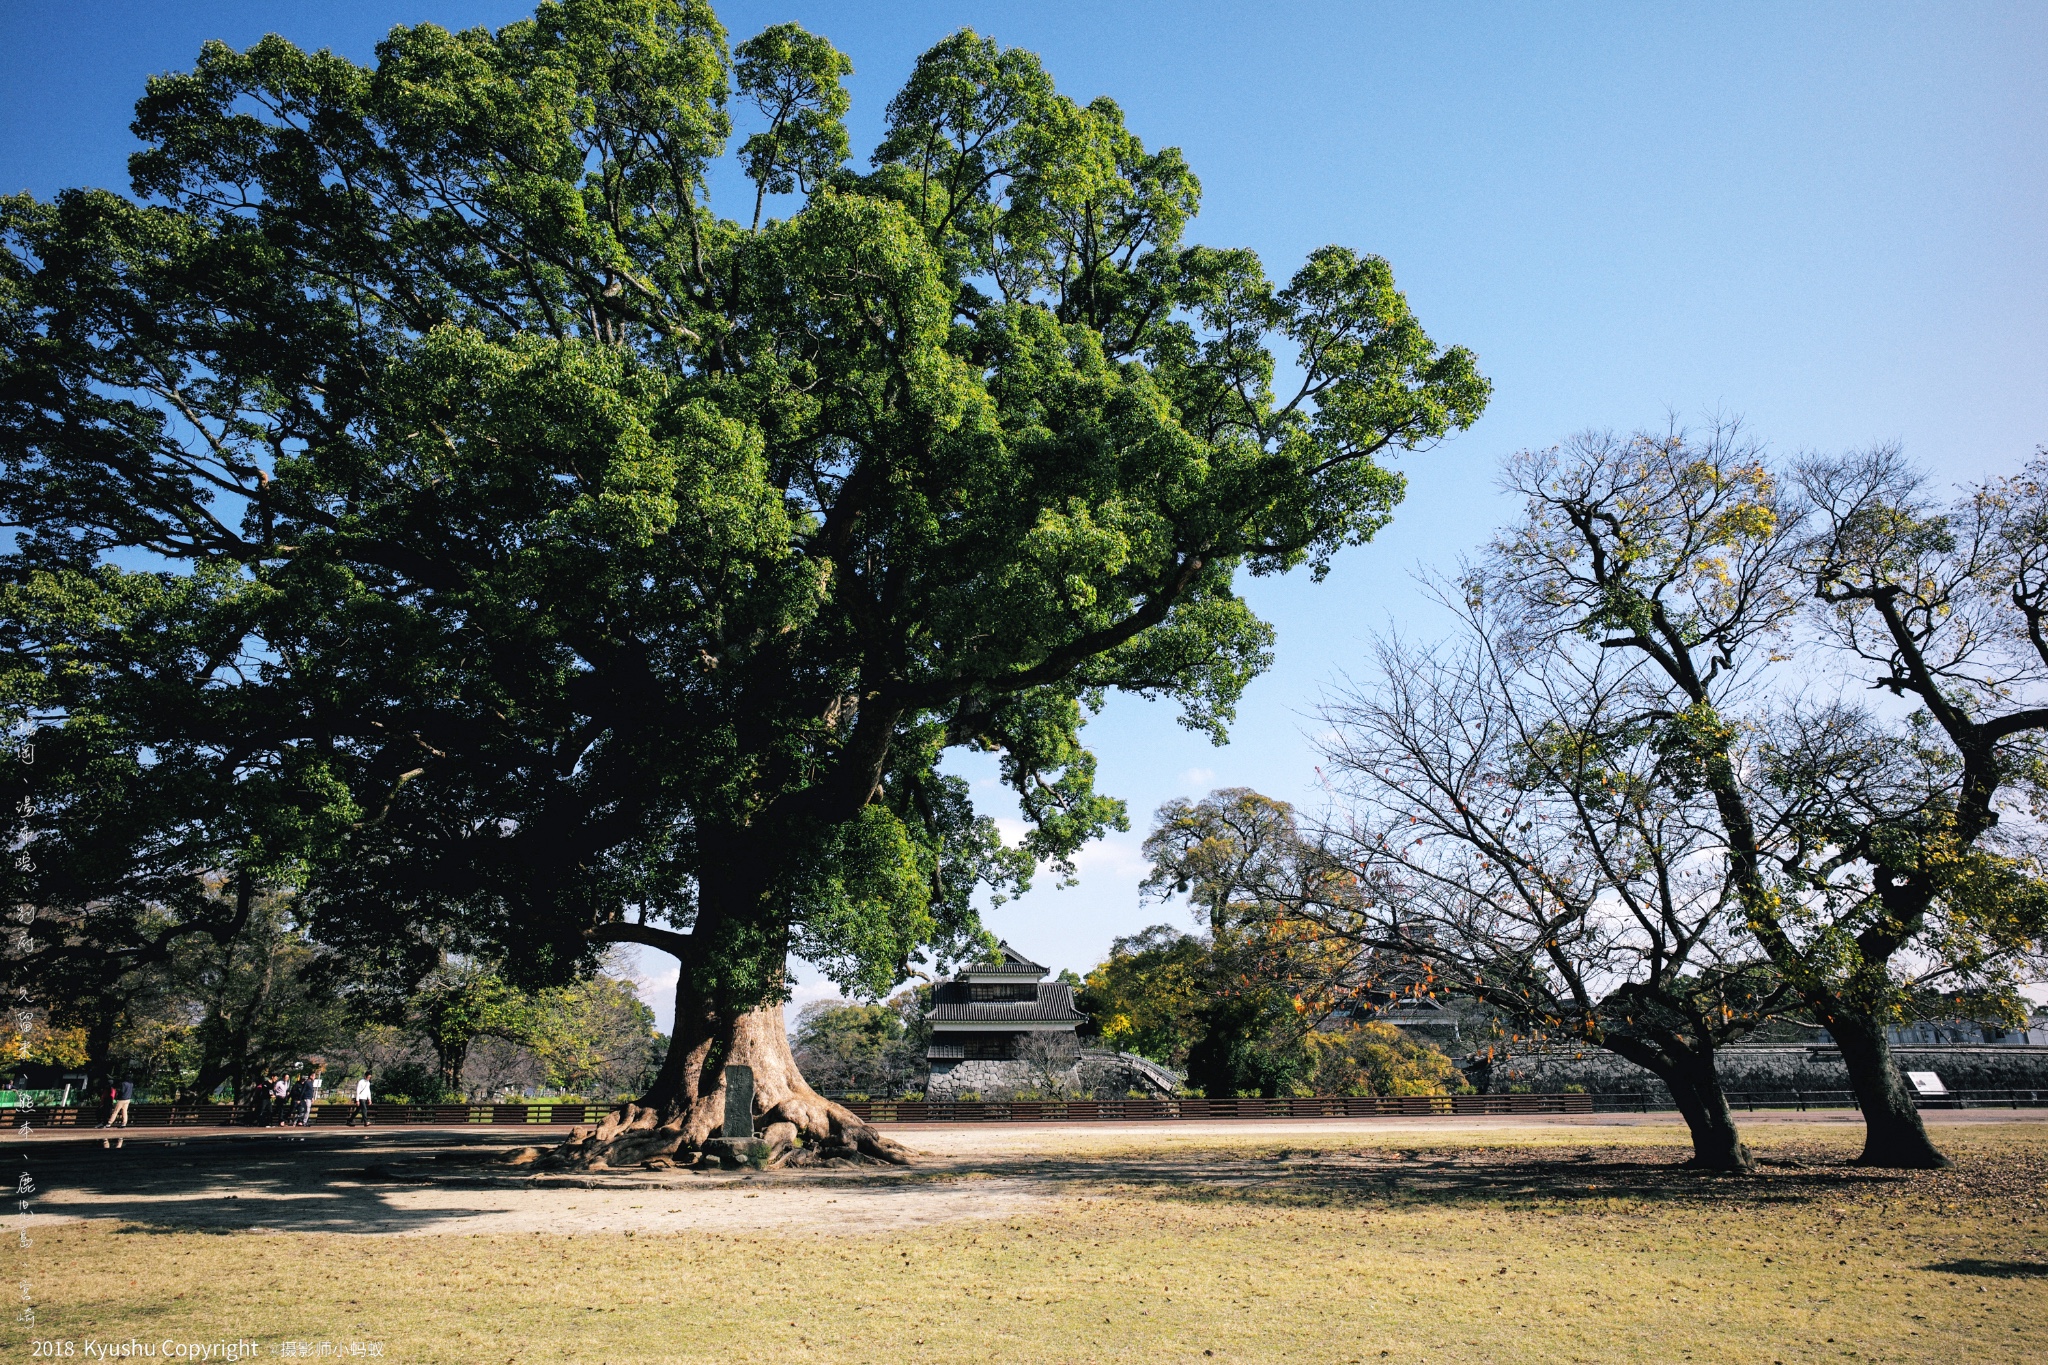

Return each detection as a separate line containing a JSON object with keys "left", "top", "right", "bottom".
{"left": 787, "top": 791, "right": 1470, "bottom": 1103}
{"left": 5, "top": 882, "right": 662, "bottom": 1104}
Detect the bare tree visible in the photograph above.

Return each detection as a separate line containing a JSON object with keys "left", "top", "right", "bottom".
{"left": 1742, "top": 450, "right": 2048, "bottom": 1165}
{"left": 462, "top": 1036, "right": 545, "bottom": 1101}
{"left": 1013, "top": 1031, "right": 1083, "bottom": 1099}
{"left": 1319, "top": 609, "right": 1784, "bottom": 1171}
{"left": 1467, "top": 426, "right": 2046, "bottom": 1168}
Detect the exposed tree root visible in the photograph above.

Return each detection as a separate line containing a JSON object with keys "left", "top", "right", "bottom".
{"left": 532, "top": 999, "right": 915, "bottom": 1172}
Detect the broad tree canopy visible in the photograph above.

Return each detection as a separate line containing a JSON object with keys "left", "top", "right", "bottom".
{"left": 1, "top": 0, "right": 1486, "bottom": 1039}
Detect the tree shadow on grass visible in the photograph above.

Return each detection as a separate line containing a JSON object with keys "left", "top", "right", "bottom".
{"left": 15, "top": 1129, "right": 548, "bottom": 1235}
{"left": 27, "top": 1130, "right": 2024, "bottom": 1233}
{"left": 890, "top": 1141, "right": 1935, "bottom": 1214}
{"left": 1923, "top": 1259, "right": 2048, "bottom": 1279}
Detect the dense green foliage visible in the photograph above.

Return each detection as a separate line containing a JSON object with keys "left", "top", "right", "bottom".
{"left": 787, "top": 991, "right": 926, "bottom": 1097}
{"left": 21, "top": 899, "right": 660, "bottom": 1103}
{"left": 1118, "top": 789, "right": 1369, "bottom": 1097}
{"left": 1302, "top": 1021, "right": 1468, "bottom": 1098}
{"left": 0, "top": 0, "right": 1485, "bottom": 1060}
{"left": 1076, "top": 925, "right": 1210, "bottom": 1072}
{"left": 1078, "top": 924, "right": 1466, "bottom": 1099}
{"left": 1077, "top": 788, "right": 1463, "bottom": 1099}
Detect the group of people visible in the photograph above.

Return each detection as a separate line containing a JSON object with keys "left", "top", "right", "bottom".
{"left": 247, "top": 1070, "right": 376, "bottom": 1126}
{"left": 250, "top": 1072, "right": 318, "bottom": 1126}
{"left": 85, "top": 1069, "right": 378, "bottom": 1127}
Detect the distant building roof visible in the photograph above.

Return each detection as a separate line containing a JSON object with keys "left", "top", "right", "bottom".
{"left": 928, "top": 980, "right": 1087, "bottom": 1027}
{"left": 960, "top": 941, "right": 1049, "bottom": 978}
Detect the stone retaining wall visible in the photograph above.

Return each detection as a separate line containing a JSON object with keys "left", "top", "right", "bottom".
{"left": 926, "top": 1050, "right": 1180, "bottom": 1101}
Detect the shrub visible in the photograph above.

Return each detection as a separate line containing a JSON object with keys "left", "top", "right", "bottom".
{"left": 1304, "top": 1023, "right": 1468, "bottom": 1097}
{"left": 377, "top": 1062, "right": 444, "bottom": 1105}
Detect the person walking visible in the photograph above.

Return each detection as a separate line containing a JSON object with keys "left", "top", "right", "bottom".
{"left": 270, "top": 1074, "right": 289, "bottom": 1126}
{"left": 289, "top": 1074, "right": 313, "bottom": 1126}
{"left": 350, "top": 1074, "right": 373, "bottom": 1126}
{"left": 103, "top": 1077, "right": 132, "bottom": 1128}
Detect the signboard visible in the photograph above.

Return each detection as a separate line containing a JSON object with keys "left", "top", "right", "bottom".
{"left": 1905, "top": 1070, "right": 1947, "bottom": 1097}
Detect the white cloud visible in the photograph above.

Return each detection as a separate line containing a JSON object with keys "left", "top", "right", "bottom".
{"left": 992, "top": 819, "right": 1148, "bottom": 882}
{"left": 1070, "top": 833, "right": 1149, "bottom": 879}
{"left": 1178, "top": 766, "right": 1215, "bottom": 788}
{"left": 787, "top": 977, "right": 853, "bottom": 1012}
{"left": 616, "top": 944, "right": 680, "bottom": 1033}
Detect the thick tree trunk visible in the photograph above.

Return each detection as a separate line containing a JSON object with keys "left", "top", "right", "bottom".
{"left": 1606, "top": 1036, "right": 1752, "bottom": 1173}
{"left": 1661, "top": 1049, "right": 1753, "bottom": 1173}
{"left": 233, "top": 931, "right": 276, "bottom": 1103}
{"left": 553, "top": 991, "right": 912, "bottom": 1170}
{"left": 1828, "top": 1011, "right": 1948, "bottom": 1169}
{"left": 83, "top": 998, "right": 120, "bottom": 1098}
{"left": 558, "top": 847, "right": 914, "bottom": 1171}
{"left": 653, "top": 996, "right": 911, "bottom": 1157}
{"left": 436, "top": 1040, "right": 468, "bottom": 1099}
{"left": 185, "top": 1057, "right": 232, "bottom": 1107}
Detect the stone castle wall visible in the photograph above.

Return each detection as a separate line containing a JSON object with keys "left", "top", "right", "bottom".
{"left": 1471, "top": 1045, "right": 2048, "bottom": 1098}
{"left": 925, "top": 1050, "right": 1179, "bottom": 1101}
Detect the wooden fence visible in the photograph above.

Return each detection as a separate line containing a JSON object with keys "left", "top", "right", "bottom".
{"left": 5, "top": 1101, "right": 611, "bottom": 1129}
{"left": 835, "top": 1093, "right": 1597, "bottom": 1122}
{"left": 14, "top": 1094, "right": 1592, "bottom": 1128}
{"left": 13, "top": 1088, "right": 2040, "bottom": 1130}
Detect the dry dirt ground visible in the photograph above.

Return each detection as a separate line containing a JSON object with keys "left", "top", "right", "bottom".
{"left": 7, "top": 1111, "right": 2046, "bottom": 1364}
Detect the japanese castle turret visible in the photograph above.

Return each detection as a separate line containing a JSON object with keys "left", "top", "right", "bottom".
{"left": 924, "top": 942, "right": 1086, "bottom": 1098}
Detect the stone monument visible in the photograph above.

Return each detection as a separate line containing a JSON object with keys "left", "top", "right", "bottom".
{"left": 722, "top": 1064, "right": 754, "bottom": 1140}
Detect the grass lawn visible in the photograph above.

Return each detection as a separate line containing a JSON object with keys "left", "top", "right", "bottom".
{"left": 17, "top": 1118, "right": 2047, "bottom": 1363}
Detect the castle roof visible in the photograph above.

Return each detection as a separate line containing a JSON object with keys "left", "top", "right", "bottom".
{"left": 928, "top": 980, "right": 1087, "bottom": 1026}
{"left": 959, "top": 941, "right": 1048, "bottom": 978}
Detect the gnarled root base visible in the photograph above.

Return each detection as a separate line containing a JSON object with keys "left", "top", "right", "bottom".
{"left": 531, "top": 999, "right": 914, "bottom": 1172}
{"left": 533, "top": 1097, "right": 911, "bottom": 1172}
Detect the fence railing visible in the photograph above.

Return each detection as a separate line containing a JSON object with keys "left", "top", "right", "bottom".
{"left": 7, "top": 1095, "right": 1595, "bottom": 1128}
{"left": 1583, "top": 1089, "right": 2048, "bottom": 1113}
{"left": 836, "top": 1093, "right": 1597, "bottom": 1122}
{"left": 9, "top": 1088, "right": 2041, "bottom": 1130}
{"left": 1725, "top": 1088, "right": 2048, "bottom": 1111}
{"left": 4, "top": 1101, "right": 612, "bottom": 1129}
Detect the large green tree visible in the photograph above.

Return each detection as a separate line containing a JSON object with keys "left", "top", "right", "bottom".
{"left": 0, "top": 0, "right": 1485, "bottom": 1158}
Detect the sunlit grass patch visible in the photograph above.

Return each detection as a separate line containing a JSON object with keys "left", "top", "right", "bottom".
{"left": 25, "top": 1122, "right": 2048, "bottom": 1364}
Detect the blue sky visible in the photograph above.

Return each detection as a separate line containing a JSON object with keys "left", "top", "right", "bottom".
{"left": 7, "top": 1, "right": 2045, "bottom": 1026}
